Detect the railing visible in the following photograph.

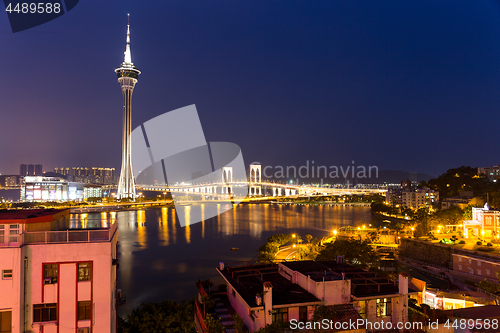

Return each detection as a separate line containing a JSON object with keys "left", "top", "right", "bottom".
{"left": 195, "top": 299, "right": 207, "bottom": 333}
{"left": 0, "top": 222, "right": 117, "bottom": 247}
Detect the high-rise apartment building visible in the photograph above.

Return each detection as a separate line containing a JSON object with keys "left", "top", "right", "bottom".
{"left": 19, "top": 164, "right": 43, "bottom": 176}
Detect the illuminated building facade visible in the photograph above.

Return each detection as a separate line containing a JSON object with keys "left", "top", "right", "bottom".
{"left": 463, "top": 203, "right": 500, "bottom": 239}
{"left": 20, "top": 177, "right": 103, "bottom": 202}
{"left": 115, "top": 18, "right": 140, "bottom": 200}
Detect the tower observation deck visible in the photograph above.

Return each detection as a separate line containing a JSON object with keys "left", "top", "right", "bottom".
{"left": 115, "top": 16, "right": 141, "bottom": 200}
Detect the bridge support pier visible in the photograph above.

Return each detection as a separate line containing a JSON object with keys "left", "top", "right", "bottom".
{"left": 249, "top": 186, "right": 262, "bottom": 196}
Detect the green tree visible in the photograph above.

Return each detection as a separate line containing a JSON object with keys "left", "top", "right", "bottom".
{"left": 424, "top": 166, "right": 487, "bottom": 199}
{"left": 316, "top": 238, "right": 379, "bottom": 267}
{"left": 306, "top": 234, "right": 313, "bottom": 243}
{"left": 463, "top": 205, "right": 473, "bottom": 220}
{"left": 233, "top": 313, "right": 245, "bottom": 333}
{"left": 267, "top": 233, "right": 291, "bottom": 246}
{"left": 200, "top": 295, "right": 216, "bottom": 319}
{"left": 429, "top": 206, "right": 464, "bottom": 228}
{"left": 119, "top": 300, "right": 195, "bottom": 333}
{"left": 205, "top": 314, "right": 224, "bottom": 333}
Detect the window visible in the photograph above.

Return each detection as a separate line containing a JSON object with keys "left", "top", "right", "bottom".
{"left": 78, "top": 301, "right": 91, "bottom": 320}
{"left": 2, "top": 270, "right": 12, "bottom": 280}
{"left": 468, "top": 267, "right": 473, "bottom": 274}
{"left": 357, "top": 300, "right": 367, "bottom": 319}
{"left": 458, "top": 257, "right": 462, "bottom": 262}
{"left": 272, "top": 308, "right": 288, "bottom": 323}
{"left": 478, "top": 261, "right": 481, "bottom": 267}
{"left": 377, "top": 298, "right": 391, "bottom": 317}
{"left": 33, "top": 303, "right": 57, "bottom": 322}
{"left": 0, "top": 311, "right": 11, "bottom": 333}
{"left": 0, "top": 225, "right": 4, "bottom": 244}
{"left": 486, "top": 269, "right": 491, "bottom": 275}
{"left": 299, "top": 306, "right": 308, "bottom": 321}
{"left": 8, "top": 224, "right": 19, "bottom": 243}
{"left": 44, "top": 264, "right": 57, "bottom": 284}
{"left": 477, "top": 270, "right": 481, "bottom": 275}
{"left": 458, "top": 265, "right": 462, "bottom": 271}
{"left": 78, "top": 263, "right": 91, "bottom": 281}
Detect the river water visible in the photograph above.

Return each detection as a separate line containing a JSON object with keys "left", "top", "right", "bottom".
{"left": 72, "top": 203, "right": 373, "bottom": 316}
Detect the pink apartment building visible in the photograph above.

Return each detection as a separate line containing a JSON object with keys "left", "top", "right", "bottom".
{"left": 0, "top": 209, "right": 119, "bottom": 333}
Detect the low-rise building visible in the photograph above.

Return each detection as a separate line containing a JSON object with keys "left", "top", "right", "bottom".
{"left": 463, "top": 204, "right": 500, "bottom": 239}
{"left": 196, "top": 259, "right": 415, "bottom": 332}
{"left": 0, "top": 209, "right": 119, "bottom": 333}
{"left": 452, "top": 253, "right": 500, "bottom": 283}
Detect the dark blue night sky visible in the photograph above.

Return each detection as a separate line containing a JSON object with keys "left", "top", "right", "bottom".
{"left": 2, "top": 0, "right": 500, "bottom": 178}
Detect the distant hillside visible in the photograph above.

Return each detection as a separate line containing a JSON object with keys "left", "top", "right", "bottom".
{"left": 356, "top": 170, "right": 435, "bottom": 184}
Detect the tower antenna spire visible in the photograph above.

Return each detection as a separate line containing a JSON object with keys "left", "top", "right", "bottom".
{"left": 124, "top": 14, "right": 132, "bottom": 65}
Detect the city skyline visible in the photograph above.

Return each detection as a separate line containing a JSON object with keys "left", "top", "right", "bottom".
{"left": 2, "top": 1, "right": 500, "bottom": 177}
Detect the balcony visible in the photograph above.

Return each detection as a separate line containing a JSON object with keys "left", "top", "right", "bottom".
{"left": 0, "top": 221, "right": 117, "bottom": 247}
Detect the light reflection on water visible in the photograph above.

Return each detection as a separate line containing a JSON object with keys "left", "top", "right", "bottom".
{"left": 69, "top": 203, "right": 372, "bottom": 316}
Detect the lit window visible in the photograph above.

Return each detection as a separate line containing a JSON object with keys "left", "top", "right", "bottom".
{"left": 478, "top": 261, "right": 481, "bottom": 266}
{"left": 377, "top": 298, "right": 391, "bottom": 317}
{"left": 33, "top": 303, "right": 57, "bottom": 322}
{"left": 477, "top": 270, "right": 481, "bottom": 275}
{"left": 457, "top": 265, "right": 462, "bottom": 271}
{"left": 78, "top": 263, "right": 91, "bottom": 281}
{"left": 357, "top": 301, "right": 367, "bottom": 319}
{"left": 44, "top": 264, "right": 57, "bottom": 284}
{"left": 78, "top": 301, "right": 91, "bottom": 320}
{"left": 486, "top": 269, "right": 491, "bottom": 275}
{"left": 0, "top": 225, "right": 4, "bottom": 244}
{"left": 2, "top": 270, "right": 12, "bottom": 280}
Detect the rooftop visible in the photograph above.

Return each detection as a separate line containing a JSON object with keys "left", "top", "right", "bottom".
{"left": 0, "top": 209, "right": 69, "bottom": 223}
{"left": 443, "top": 305, "right": 500, "bottom": 319}
{"left": 218, "top": 263, "right": 321, "bottom": 308}
{"left": 281, "top": 260, "right": 413, "bottom": 297}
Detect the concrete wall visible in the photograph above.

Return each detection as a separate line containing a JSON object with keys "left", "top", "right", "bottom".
{"left": 399, "top": 239, "right": 454, "bottom": 267}
{"left": 453, "top": 254, "right": 500, "bottom": 281}
{"left": 24, "top": 236, "right": 117, "bottom": 333}
{"left": 0, "top": 247, "right": 23, "bottom": 333}
{"left": 314, "top": 279, "right": 350, "bottom": 304}
{"left": 227, "top": 284, "right": 259, "bottom": 332}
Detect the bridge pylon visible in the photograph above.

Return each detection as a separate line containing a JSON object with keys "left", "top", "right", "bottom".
{"left": 249, "top": 164, "right": 262, "bottom": 196}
